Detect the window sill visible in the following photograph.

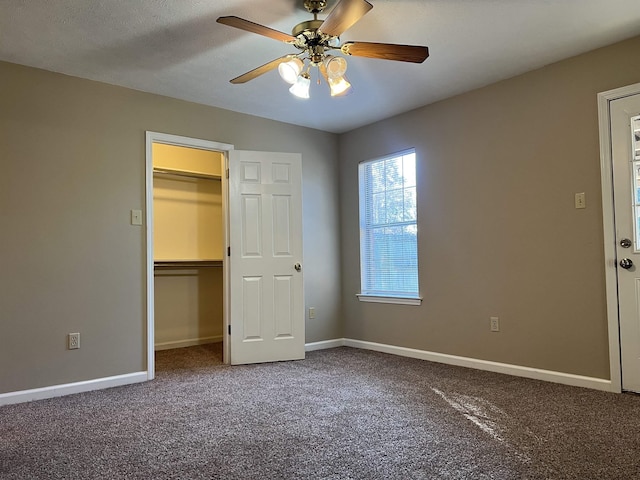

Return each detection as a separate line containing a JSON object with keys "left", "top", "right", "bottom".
{"left": 356, "top": 294, "right": 422, "bottom": 306}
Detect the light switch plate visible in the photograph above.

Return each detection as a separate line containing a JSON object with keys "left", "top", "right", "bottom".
{"left": 131, "top": 209, "right": 143, "bottom": 225}
{"left": 575, "top": 192, "right": 586, "bottom": 209}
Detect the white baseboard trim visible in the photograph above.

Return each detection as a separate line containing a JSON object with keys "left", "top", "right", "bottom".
{"left": 1, "top": 338, "right": 614, "bottom": 406}
{"left": 305, "top": 338, "right": 346, "bottom": 352}
{"left": 0, "top": 371, "right": 148, "bottom": 406}
{"left": 155, "top": 335, "right": 222, "bottom": 351}
{"left": 343, "top": 339, "right": 613, "bottom": 392}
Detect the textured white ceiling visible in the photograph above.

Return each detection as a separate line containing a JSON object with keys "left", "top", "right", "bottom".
{"left": 2, "top": 1, "right": 640, "bottom": 133}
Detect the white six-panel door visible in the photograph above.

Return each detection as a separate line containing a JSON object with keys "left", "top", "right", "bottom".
{"left": 228, "top": 150, "right": 304, "bottom": 364}
{"left": 611, "top": 93, "right": 640, "bottom": 392}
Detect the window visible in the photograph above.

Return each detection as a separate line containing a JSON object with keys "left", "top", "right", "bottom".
{"left": 358, "top": 150, "right": 421, "bottom": 305}
{"left": 632, "top": 115, "right": 640, "bottom": 247}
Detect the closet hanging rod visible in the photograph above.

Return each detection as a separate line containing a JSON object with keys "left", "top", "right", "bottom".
{"left": 153, "top": 168, "right": 221, "bottom": 180}
{"left": 154, "top": 260, "right": 223, "bottom": 268}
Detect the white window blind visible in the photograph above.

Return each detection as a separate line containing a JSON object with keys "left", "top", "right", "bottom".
{"left": 359, "top": 150, "right": 419, "bottom": 299}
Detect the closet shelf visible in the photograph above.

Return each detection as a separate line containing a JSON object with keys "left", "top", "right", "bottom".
{"left": 153, "top": 168, "right": 221, "bottom": 180}
{"left": 154, "top": 260, "right": 223, "bottom": 268}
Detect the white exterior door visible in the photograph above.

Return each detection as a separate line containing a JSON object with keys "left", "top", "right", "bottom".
{"left": 228, "top": 150, "right": 305, "bottom": 365}
{"left": 611, "top": 93, "right": 640, "bottom": 392}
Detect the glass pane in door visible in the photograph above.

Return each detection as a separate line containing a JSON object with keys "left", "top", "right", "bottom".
{"left": 633, "top": 115, "right": 640, "bottom": 248}
{"left": 634, "top": 115, "right": 640, "bottom": 160}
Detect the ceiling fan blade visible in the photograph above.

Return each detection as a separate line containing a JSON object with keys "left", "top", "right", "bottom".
{"left": 217, "top": 16, "right": 296, "bottom": 43}
{"left": 318, "top": 0, "right": 373, "bottom": 37}
{"left": 341, "top": 42, "right": 429, "bottom": 63}
{"left": 230, "top": 55, "right": 298, "bottom": 84}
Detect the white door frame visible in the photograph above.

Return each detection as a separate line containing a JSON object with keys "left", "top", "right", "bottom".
{"left": 145, "top": 131, "right": 234, "bottom": 380}
{"left": 598, "top": 82, "right": 640, "bottom": 393}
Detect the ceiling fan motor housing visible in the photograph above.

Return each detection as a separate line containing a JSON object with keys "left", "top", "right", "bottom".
{"left": 291, "top": 19, "right": 338, "bottom": 64}
{"left": 291, "top": 19, "right": 324, "bottom": 38}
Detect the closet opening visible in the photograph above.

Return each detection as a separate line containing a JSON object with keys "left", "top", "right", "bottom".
{"left": 146, "top": 133, "right": 234, "bottom": 378}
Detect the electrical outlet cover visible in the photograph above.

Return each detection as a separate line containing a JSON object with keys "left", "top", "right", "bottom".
{"left": 490, "top": 317, "right": 500, "bottom": 332}
{"left": 68, "top": 332, "right": 80, "bottom": 349}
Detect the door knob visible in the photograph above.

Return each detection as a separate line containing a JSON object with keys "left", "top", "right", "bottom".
{"left": 620, "top": 238, "right": 633, "bottom": 248}
{"left": 294, "top": 263, "right": 302, "bottom": 272}
{"left": 620, "top": 258, "right": 634, "bottom": 269}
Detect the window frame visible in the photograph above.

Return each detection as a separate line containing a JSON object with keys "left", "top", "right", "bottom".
{"left": 357, "top": 149, "right": 422, "bottom": 306}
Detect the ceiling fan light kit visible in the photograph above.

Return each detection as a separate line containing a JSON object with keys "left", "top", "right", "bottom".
{"left": 217, "top": 0, "right": 429, "bottom": 99}
{"left": 289, "top": 72, "right": 312, "bottom": 99}
{"left": 324, "top": 55, "right": 351, "bottom": 96}
{"left": 324, "top": 55, "right": 347, "bottom": 77}
{"left": 278, "top": 58, "right": 304, "bottom": 84}
{"left": 328, "top": 75, "right": 352, "bottom": 97}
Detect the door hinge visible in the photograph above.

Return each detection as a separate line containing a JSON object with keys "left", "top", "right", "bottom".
{"left": 227, "top": 246, "right": 231, "bottom": 257}
{"left": 228, "top": 325, "right": 231, "bottom": 335}
{"left": 226, "top": 169, "right": 229, "bottom": 179}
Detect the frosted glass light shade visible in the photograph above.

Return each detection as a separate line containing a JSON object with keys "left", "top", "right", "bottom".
{"left": 278, "top": 58, "right": 304, "bottom": 84}
{"left": 289, "top": 73, "right": 311, "bottom": 99}
{"left": 324, "top": 55, "right": 347, "bottom": 78}
{"left": 329, "top": 75, "right": 351, "bottom": 96}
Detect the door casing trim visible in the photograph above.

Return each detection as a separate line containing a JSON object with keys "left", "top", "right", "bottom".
{"left": 145, "top": 132, "right": 234, "bottom": 380}
{"left": 598, "top": 82, "right": 640, "bottom": 393}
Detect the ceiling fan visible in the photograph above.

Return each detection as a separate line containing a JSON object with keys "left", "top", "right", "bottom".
{"left": 217, "top": 0, "right": 429, "bottom": 98}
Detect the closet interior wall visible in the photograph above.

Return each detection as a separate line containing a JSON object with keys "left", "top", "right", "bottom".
{"left": 152, "top": 143, "right": 225, "bottom": 350}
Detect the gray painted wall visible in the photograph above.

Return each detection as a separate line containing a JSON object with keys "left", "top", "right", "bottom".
{"left": 0, "top": 62, "right": 342, "bottom": 393}
{"left": 338, "top": 35, "right": 640, "bottom": 380}
{"left": 3, "top": 34, "right": 640, "bottom": 395}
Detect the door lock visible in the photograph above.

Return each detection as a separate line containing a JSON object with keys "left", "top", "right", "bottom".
{"left": 620, "top": 258, "right": 634, "bottom": 269}
{"left": 620, "top": 238, "right": 633, "bottom": 248}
